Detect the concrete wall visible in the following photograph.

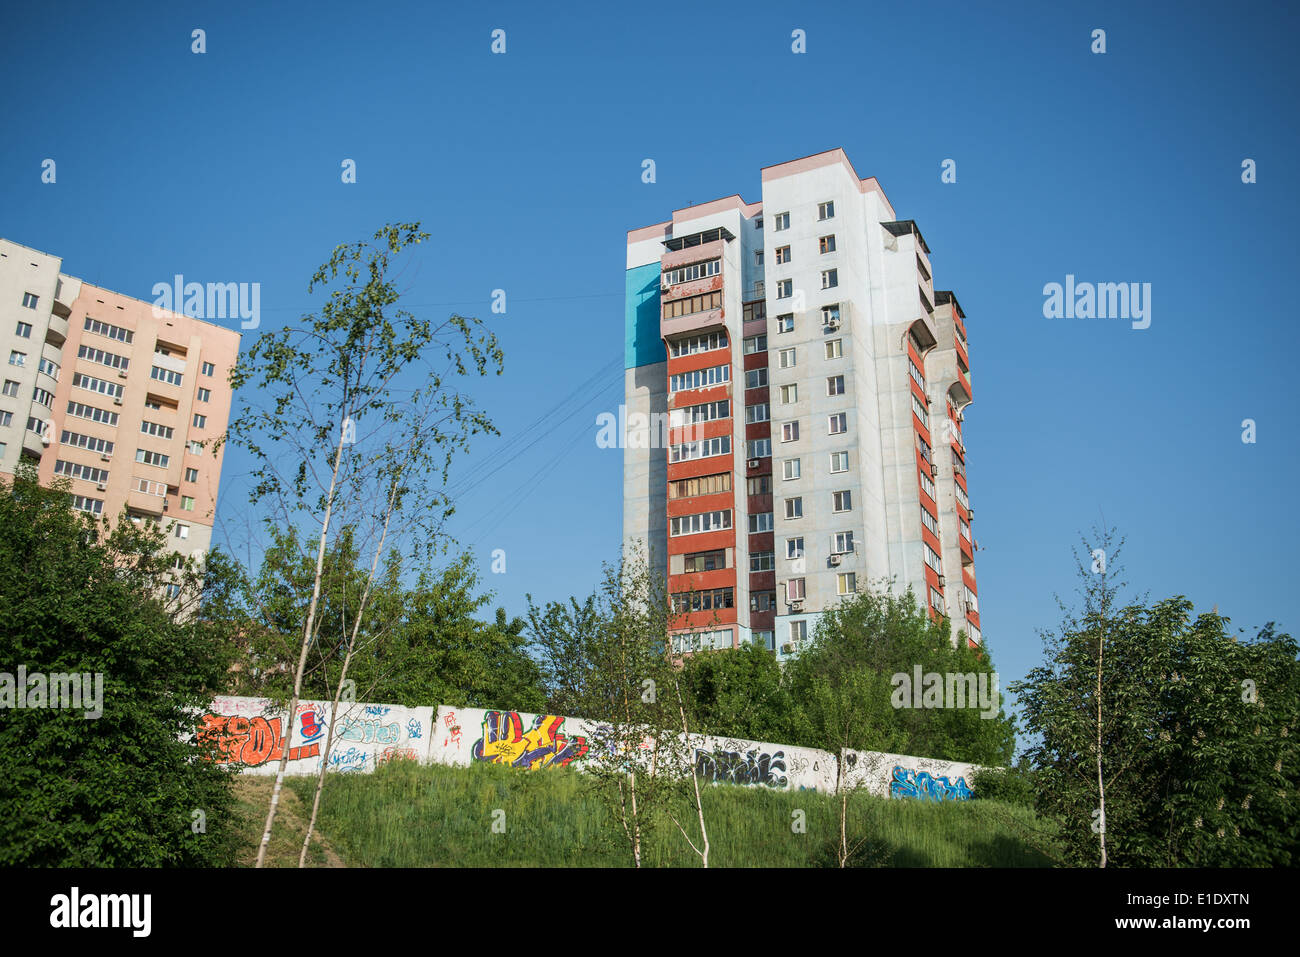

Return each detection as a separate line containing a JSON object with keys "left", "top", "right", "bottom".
{"left": 200, "top": 696, "right": 983, "bottom": 800}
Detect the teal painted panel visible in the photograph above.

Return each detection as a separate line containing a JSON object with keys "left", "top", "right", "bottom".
{"left": 625, "top": 263, "right": 663, "bottom": 369}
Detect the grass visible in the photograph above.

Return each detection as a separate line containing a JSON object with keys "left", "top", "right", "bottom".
{"left": 229, "top": 760, "right": 1057, "bottom": 867}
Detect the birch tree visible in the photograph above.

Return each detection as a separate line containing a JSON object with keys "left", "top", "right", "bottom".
{"left": 224, "top": 223, "right": 501, "bottom": 867}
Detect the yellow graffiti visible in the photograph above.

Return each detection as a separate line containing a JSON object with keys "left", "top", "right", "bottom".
{"left": 472, "top": 711, "right": 588, "bottom": 769}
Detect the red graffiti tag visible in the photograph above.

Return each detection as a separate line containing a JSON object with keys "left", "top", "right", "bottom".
{"left": 197, "top": 713, "right": 321, "bottom": 766}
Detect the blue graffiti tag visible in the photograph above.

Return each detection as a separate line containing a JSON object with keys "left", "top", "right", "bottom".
{"left": 889, "top": 765, "right": 973, "bottom": 802}
{"left": 407, "top": 718, "right": 422, "bottom": 739}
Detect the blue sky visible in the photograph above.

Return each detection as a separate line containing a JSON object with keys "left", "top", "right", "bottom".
{"left": 3, "top": 1, "right": 1297, "bottom": 742}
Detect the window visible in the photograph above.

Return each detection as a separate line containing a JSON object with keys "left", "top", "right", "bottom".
{"left": 960, "top": 518, "right": 971, "bottom": 541}
{"left": 745, "top": 403, "right": 770, "bottom": 424}
{"left": 37, "top": 357, "right": 58, "bottom": 380}
{"left": 912, "top": 393, "right": 928, "bottom": 423}
{"left": 744, "top": 299, "right": 766, "bottom": 324}
{"left": 776, "top": 313, "right": 794, "bottom": 334}
{"left": 777, "top": 348, "right": 796, "bottom": 369}
{"left": 72, "top": 372, "right": 122, "bottom": 400}
{"left": 661, "top": 258, "right": 721, "bottom": 287}
{"left": 670, "top": 399, "right": 730, "bottom": 428}
{"left": 782, "top": 458, "right": 800, "bottom": 480}
{"left": 754, "top": 280, "right": 765, "bottom": 298}
{"left": 749, "top": 512, "right": 774, "bottom": 533}
{"left": 22, "top": 293, "right": 38, "bottom": 309}
{"left": 670, "top": 364, "right": 730, "bottom": 393}
{"left": 15, "top": 321, "right": 32, "bottom": 338}
{"left": 755, "top": 250, "right": 764, "bottom": 267}
{"left": 67, "top": 401, "right": 118, "bottom": 427}
{"left": 930, "top": 588, "right": 946, "bottom": 615}
{"left": 53, "top": 460, "right": 109, "bottom": 484}
{"left": 0, "top": 442, "right": 6, "bottom": 458}
{"left": 754, "top": 217, "right": 764, "bottom": 230}
{"left": 837, "top": 573, "right": 857, "bottom": 595}
{"left": 743, "top": 334, "right": 767, "bottom": 354}
{"left": 920, "top": 506, "right": 939, "bottom": 537}
{"left": 827, "top": 375, "right": 845, "bottom": 396}
{"left": 955, "top": 482, "right": 969, "bottom": 509}
{"left": 833, "top": 531, "right": 854, "bottom": 554}
{"left": 8, "top": 351, "right": 25, "bottom": 367}
{"left": 32, "top": 387, "right": 54, "bottom": 409}
{"left": 746, "top": 475, "right": 771, "bottom": 495}
{"left": 750, "top": 591, "right": 777, "bottom": 613}
{"left": 683, "top": 549, "right": 727, "bottom": 573}
{"left": 822, "top": 303, "right": 841, "bottom": 325}
{"left": 745, "top": 368, "right": 768, "bottom": 389}
{"left": 920, "top": 470, "right": 937, "bottom": 500}
{"left": 663, "top": 290, "right": 723, "bottom": 320}
{"left": 924, "top": 542, "right": 943, "bottom": 574}
{"left": 0, "top": 411, "right": 9, "bottom": 427}
{"left": 828, "top": 412, "right": 848, "bottom": 434}
{"left": 818, "top": 200, "right": 835, "bottom": 220}
{"left": 821, "top": 269, "right": 838, "bottom": 289}
{"left": 819, "top": 234, "right": 836, "bottom": 254}
{"left": 781, "top": 421, "right": 799, "bottom": 443}
{"left": 909, "top": 357, "right": 926, "bottom": 390}
{"left": 70, "top": 495, "right": 103, "bottom": 516}
{"left": 84, "top": 317, "right": 134, "bottom": 344}
{"left": 780, "top": 384, "right": 797, "bottom": 404}
{"left": 79, "top": 344, "right": 129, "bottom": 371}
{"left": 151, "top": 365, "right": 183, "bottom": 387}
{"left": 141, "top": 420, "right": 174, "bottom": 440}
{"left": 787, "top": 578, "right": 806, "bottom": 601}
{"left": 181, "top": 496, "right": 195, "bottom": 511}
{"left": 752, "top": 631, "right": 775, "bottom": 651}
{"left": 175, "top": 523, "right": 190, "bottom": 540}
{"left": 669, "top": 331, "right": 728, "bottom": 357}
{"left": 785, "top": 537, "right": 804, "bottom": 559}
{"left": 825, "top": 339, "right": 843, "bottom": 360}
{"left": 27, "top": 416, "right": 48, "bottom": 437}
{"left": 60, "top": 430, "right": 114, "bottom": 455}
{"left": 774, "top": 212, "right": 790, "bottom": 231}
{"left": 775, "top": 245, "right": 791, "bottom": 265}
{"left": 136, "top": 448, "right": 170, "bottom": 468}
{"left": 746, "top": 437, "right": 771, "bottom": 458}
{"left": 184, "top": 467, "right": 199, "bottom": 483}
{"left": 833, "top": 490, "right": 852, "bottom": 512}
{"left": 749, "top": 551, "right": 775, "bottom": 572}
{"left": 776, "top": 279, "right": 793, "bottom": 299}
{"left": 784, "top": 497, "right": 803, "bottom": 519}
{"left": 790, "top": 620, "right": 808, "bottom": 643}
{"left": 201, "top": 361, "right": 215, "bottom": 376}
{"left": 669, "top": 435, "right": 731, "bottom": 463}
{"left": 668, "top": 473, "right": 731, "bottom": 500}
{"left": 2, "top": 380, "right": 18, "bottom": 398}
{"left": 670, "top": 510, "right": 732, "bottom": 537}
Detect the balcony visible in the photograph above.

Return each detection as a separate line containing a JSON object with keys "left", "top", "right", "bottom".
{"left": 127, "top": 477, "right": 167, "bottom": 515}
{"left": 46, "top": 313, "right": 68, "bottom": 346}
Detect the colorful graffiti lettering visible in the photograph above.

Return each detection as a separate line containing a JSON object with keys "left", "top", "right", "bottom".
{"left": 328, "top": 747, "right": 368, "bottom": 772}
{"left": 378, "top": 747, "right": 420, "bottom": 764}
{"left": 299, "top": 709, "right": 324, "bottom": 742}
{"left": 363, "top": 705, "right": 392, "bottom": 717}
{"left": 695, "top": 748, "right": 788, "bottom": 788}
{"left": 889, "top": 766, "right": 973, "bottom": 801}
{"left": 472, "top": 711, "right": 589, "bottom": 770}
{"left": 196, "top": 713, "right": 320, "bottom": 767}
{"left": 407, "top": 718, "right": 422, "bottom": 739}
{"left": 337, "top": 717, "right": 401, "bottom": 745}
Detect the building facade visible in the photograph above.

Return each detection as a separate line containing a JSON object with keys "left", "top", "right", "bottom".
{"left": 0, "top": 239, "right": 240, "bottom": 575}
{"left": 623, "top": 149, "right": 980, "bottom": 658}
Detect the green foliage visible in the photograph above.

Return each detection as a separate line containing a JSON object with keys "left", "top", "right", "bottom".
{"left": 1014, "top": 528, "right": 1300, "bottom": 867}
{"left": 277, "top": 758, "right": 1053, "bottom": 867}
{"left": 678, "top": 641, "right": 789, "bottom": 744}
{"left": 0, "top": 467, "right": 239, "bottom": 866}
{"left": 971, "top": 758, "right": 1037, "bottom": 808}
{"left": 782, "top": 585, "right": 1016, "bottom": 766}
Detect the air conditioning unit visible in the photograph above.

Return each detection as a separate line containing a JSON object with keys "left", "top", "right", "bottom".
{"left": 790, "top": 599, "right": 804, "bottom": 612}
{"left": 828, "top": 553, "right": 841, "bottom": 566}
{"left": 781, "top": 642, "right": 795, "bottom": 654}
{"left": 117, "top": 369, "right": 128, "bottom": 378}
{"left": 112, "top": 396, "right": 123, "bottom": 406}
{"left": 96, "top": 481, "right": 107, "bottom": 492}
{"left": 826, "top": 319, "right": 840, "bottom": 331}
{"left": 100, "top": 453, "right": 111, "bottom": 462}
{"left": 929, "top": 463, "right": 937, "bottom": 478}
{"left": 748, "top": 458, "right": 760, "bottom": 469}
{"left": 967, "top": 507, "right": 975, "bottom": 520}
{"left": 937, "top": 575, "right": 946, "bottom": 587}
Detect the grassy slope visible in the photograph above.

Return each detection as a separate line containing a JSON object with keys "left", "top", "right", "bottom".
{"left": 234, "top": 760, "right": 1056, "bottom": 867}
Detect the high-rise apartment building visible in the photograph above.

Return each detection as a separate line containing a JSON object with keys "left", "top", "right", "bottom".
{"left": 623, "top": 149, "right": 980, "bottom": 657}
{"left": 0, "top": 239, "right": 240, "bottom": 574}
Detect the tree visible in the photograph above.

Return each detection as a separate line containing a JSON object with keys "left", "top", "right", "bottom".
{"left": 783, "top": 582, "right": 1015, "bottom": 766}
{"left": 1015, "top": 528, "right": 1300, "bottom": 866}
{"left": 0, "top": 466, "right": 239, "bottom": 866}
{"left": 225, "top": 223, "right": 502, "bottom": 867}
{"left": 678, "top": 641, "right": 789, "bottom": 744}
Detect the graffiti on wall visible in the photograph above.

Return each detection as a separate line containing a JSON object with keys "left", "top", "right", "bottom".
{"left": 889, "top": 765, "right": 973, "bottom": 802}
{"left": 472, "top": 711, "right": 589, "bottom": 770}
{"left": 695, "top": 748, "right": 788, "bottom": 788}
{"left": 196, "top": 713, "right": 320, "bottom": 767}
